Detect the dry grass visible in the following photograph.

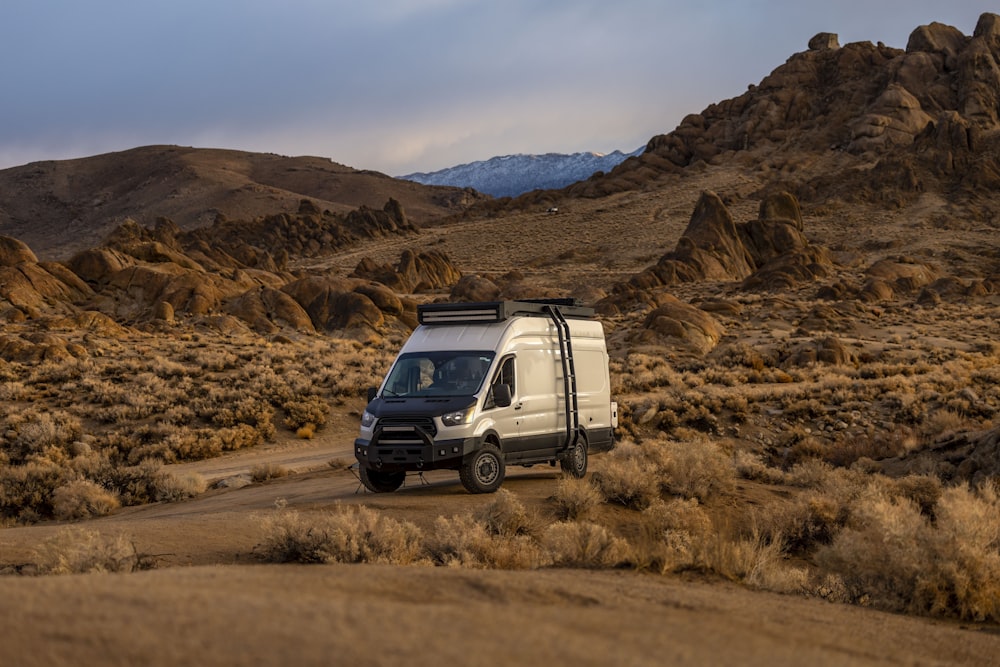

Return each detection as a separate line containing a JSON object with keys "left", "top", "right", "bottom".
{"left": 549, "top": 476, "right": 603, "bottom": 520}
{"left": 816, "top": 481, "right": 1000, "bottom": 621}
{"left": 541, "top": 521, "right": 631, "bottom": 568}
{"left": 426, "top": 513, "right": 548, "bottom": 569}
{"left": 256, "top": 505, "right": 425, "bottom": 565}
{"left": 250, "top": 463, "right": 289, "bottom": 483}
{"left": 51, "top": 480, "right": 120, "bottom": 520}
{"left": 0, "top": 332, "right": 390, "bottom": 523}
{"left": 30, "top": 528, "right": 146, "bottom": 575}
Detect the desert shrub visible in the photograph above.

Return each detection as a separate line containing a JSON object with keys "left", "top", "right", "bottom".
{"left": 88, "top": 458, "right": 202, "bottom": 505}
{"left": 658, "top": 436, "right": 736, "bottom": 501}
{"left": 784, "top": 458, "right": 838, "bottom": 488}
{"left": 816, "top": 482, "right": 1000, "bottom": 621}
{"left": 825, "top": 428, "right": 918, "bottom": 467}
{"left": 733, "top": 450, "right": 787, "bottom": 485}
{"left": 918, "top": 483, "right": 1000, "bottom": 620}
{"left": 51, "top": 480, "right": 120, "bottom": 520}
{"left": 715, "top": 342, "right": 767, "bottom": 371}
{"left": 591, "top": 451, "right": 660, "bottom": 509}
{"left": 426, "top": 513, "right": 548, "bottom": 570}
{"left": 0, "top": 461, "right": 75, "bottom": 521}
{"left": 281, "top": 395, "right": 330, "bottom": 431}
{"left": 692, "top": 525, "right": 803, "bottom": 592}
{"left": 0, "top": 380, "right": 28, "bottom": 401}
{"left": 550, "top": 476, "right": 602, "bottom": 520}
{"left": 210, "top": 397, "right": 276, "bottom": 439}
{"left": 31, "top": 528, "right": 142, "bottom": 575}
{"left": 541, "top": 521, "right": 631, "bottom": 568}
{"left": 634, "top": 497, "right": 712, "bottom": 573}
{"left": 153, "top": 471, "right": 207, "bottom": 502}
{"left": 473, "top": 489, "right": 536, "bottom": 537}
{"left": 892, "top": 474, "right": 943, "bottom": 518}
{"left": 256, "top": 506, "right": 425, "bottom": 565}
{"left": 1, "top": 409, "right": 83, "bottom": 465}
{"left": 213, "top": 424, "right": 265, "bottom": 452}
{"left": 920, "top": 409, "right": 969, "bottom": 442}
{"left": 251, "top": 462, "right": 289, "bottom": 483}
{"left": 752, "top": 492, "right": 847, "bottom": 556}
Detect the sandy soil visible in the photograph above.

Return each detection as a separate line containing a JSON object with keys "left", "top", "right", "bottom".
{"left": 2, "top": 431, "right": 999, "bottom": 665}
{"left": 3, "top": 561, "right": 999, "bottom": 667}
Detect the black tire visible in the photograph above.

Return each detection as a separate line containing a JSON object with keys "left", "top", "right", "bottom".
{"left": 459, "top": 443, "right": 505, "bottom": 494}
{"left": 360, "top": 467, "right": 405, "bottom": 493}
{"left": 560, "top": 432, "right": 588, "bottom": 478}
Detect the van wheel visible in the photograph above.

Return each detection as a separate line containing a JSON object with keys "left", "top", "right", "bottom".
{"left": 360, "top": 467, "right": 405, "bottom": 493}
{"left": 460, "top": 443, "right": 505, "bottom": 494}
{"left": 560, "top": 434, "right": 588, "bottom": 478}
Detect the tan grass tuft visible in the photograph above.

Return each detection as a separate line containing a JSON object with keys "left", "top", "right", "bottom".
{"left": 251, "top": 462, "right": 289, "bottom": 483}
{"left": 549, "top": 476, "right": 603, "bottom": 520}
{"left": 256, "top": 505, "right": 425, "bottom": 565}
{"left": 32, "top": 528, "right": 142, "bottom": 575}
{"left": 51, "top": 480, "right": 120, "bottom": 520}
{"left": 541, "top": 521, "right": 631, "bottom": 568}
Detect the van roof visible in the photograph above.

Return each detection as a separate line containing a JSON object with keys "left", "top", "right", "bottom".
{"left": 418, "top": 299, "right": 595, "bottom": 325}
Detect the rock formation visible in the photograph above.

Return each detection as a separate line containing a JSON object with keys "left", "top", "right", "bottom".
{"left": 352, "top": 249, "right": 462, "bottom": 293}
{"left": 603, "top": 190, "right": 831, "bottom": 314}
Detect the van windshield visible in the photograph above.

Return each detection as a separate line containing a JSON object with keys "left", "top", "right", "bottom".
{"left": 381, "top": 351, "right": 494, "bottom": 398}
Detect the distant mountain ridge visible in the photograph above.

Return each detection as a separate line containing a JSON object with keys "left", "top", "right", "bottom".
{"left": 399, "top": 148, "right": 643, "bottom": 198}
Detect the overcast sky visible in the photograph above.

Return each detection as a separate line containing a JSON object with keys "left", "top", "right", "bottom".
{"left": 0, "top": 1, "right": 995, "bottom": 176}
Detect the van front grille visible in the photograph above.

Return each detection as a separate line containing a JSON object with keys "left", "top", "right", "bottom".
{"left": 376, "top": 416, "right": 437, "bottom": 439}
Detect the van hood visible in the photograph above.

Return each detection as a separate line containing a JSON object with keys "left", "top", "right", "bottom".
{"left": 367, "top": 395, "right": 477, "bottom": 418}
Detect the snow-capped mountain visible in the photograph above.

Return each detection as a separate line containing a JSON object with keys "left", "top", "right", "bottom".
{"left": 399, "top": 148, "right": 644, "bottom": 198}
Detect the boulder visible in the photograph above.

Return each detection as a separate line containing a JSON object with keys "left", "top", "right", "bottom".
{"left": 225, "top": 287, "right": 315, "bottom": 333}
{"left": 281, "top": 277, "right": 386, "bottom": 331}
{"left": 906, "top": 21, "right": 968, "bottom": 62}
{"left": 808, "top": 33, "right": 840, "bottom": 51}
{"left": 66, "top": 247, "right": 138, "bottom": 284}
{"left": 352, "top": 249, "right": 461, "bottom": 293}
{"left": 866, "top": 257, "right": 939, "bottom": 291}
{"left": 450, "top": 275, "right": 502, "bottom": 302}
{"left": 631, "top": 295, "right": 724, "bottom": 355}
{"left": 0, "top": 262, "right": 93, "bottom": 315}
{"left": 849, "top": 84, "right": 935, "bottom": 152}
{"left": 0, "top": 236, "right": 38, "bottom": 266}
{"left": 786, "top": 336, "right": 854, "bottom": 366}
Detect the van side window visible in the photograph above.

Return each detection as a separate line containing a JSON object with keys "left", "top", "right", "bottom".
{"left": 486, "top": 356, "right": 515, "bottom": 408}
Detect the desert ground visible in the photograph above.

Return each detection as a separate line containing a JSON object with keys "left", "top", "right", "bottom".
{"left": 2, "top": 153, "right": 1000, "bottom": 666}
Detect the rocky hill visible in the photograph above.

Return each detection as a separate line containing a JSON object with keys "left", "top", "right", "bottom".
{"left": 517, "top": 13, "right": 1000, "bottom": 221}
{"left": 399, "top": 149, "right": 642, "bottom": 197}
{"left": 0, "top": 146, "right": 487, "bottom": 261}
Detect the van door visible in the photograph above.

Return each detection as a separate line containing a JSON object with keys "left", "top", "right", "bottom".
{"left": 484, "top": 355, "right": 520, "bottom": 444}
{"left": 514, "top": 348, "right": 562, "bottom": 456}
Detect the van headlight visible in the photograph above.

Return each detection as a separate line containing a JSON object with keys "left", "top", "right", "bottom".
{"left": 361, "top": 411, "right": 376, "bottom": 428}
{"left": 441, "top": 408, "right": 473, "bottom": 427}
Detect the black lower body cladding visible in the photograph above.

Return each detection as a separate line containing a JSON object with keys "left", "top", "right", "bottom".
{"left": 354, "top": 434, "right": 481, "bottom": 473}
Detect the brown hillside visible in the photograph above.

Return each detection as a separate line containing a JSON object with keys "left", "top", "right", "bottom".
{"left": 0, "top": 146, "right": 487, "bottom": 261}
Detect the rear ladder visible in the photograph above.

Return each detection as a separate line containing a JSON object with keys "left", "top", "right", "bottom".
{"left": 545, "top": 305, "right": 580, "bottom": 450}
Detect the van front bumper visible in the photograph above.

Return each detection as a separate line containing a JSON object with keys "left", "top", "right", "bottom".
{"left": 354, "top": 432, "right": 482, "bottom": 472}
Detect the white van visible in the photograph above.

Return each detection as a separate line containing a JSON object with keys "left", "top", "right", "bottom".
{"left": 355, "top": 299, "right": 617, "bottom": 493}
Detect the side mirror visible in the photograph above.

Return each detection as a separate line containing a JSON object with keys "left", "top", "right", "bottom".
{"left": 367, "top": 387, "right": 378, "bottom": 402}
{"left": 492, "top": 383, "right": 512, "bottom": 408}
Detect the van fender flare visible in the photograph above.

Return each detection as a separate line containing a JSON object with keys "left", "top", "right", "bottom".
{"left": 476, "top": 428, "right": 504, "bottom": 453}
{"left": 472, "top": 418, "right": 503, "bottom": 450}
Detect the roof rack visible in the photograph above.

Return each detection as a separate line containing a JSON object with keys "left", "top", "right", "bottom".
{"left": 417, "top": 299, "right": 596, "bottom": 325}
